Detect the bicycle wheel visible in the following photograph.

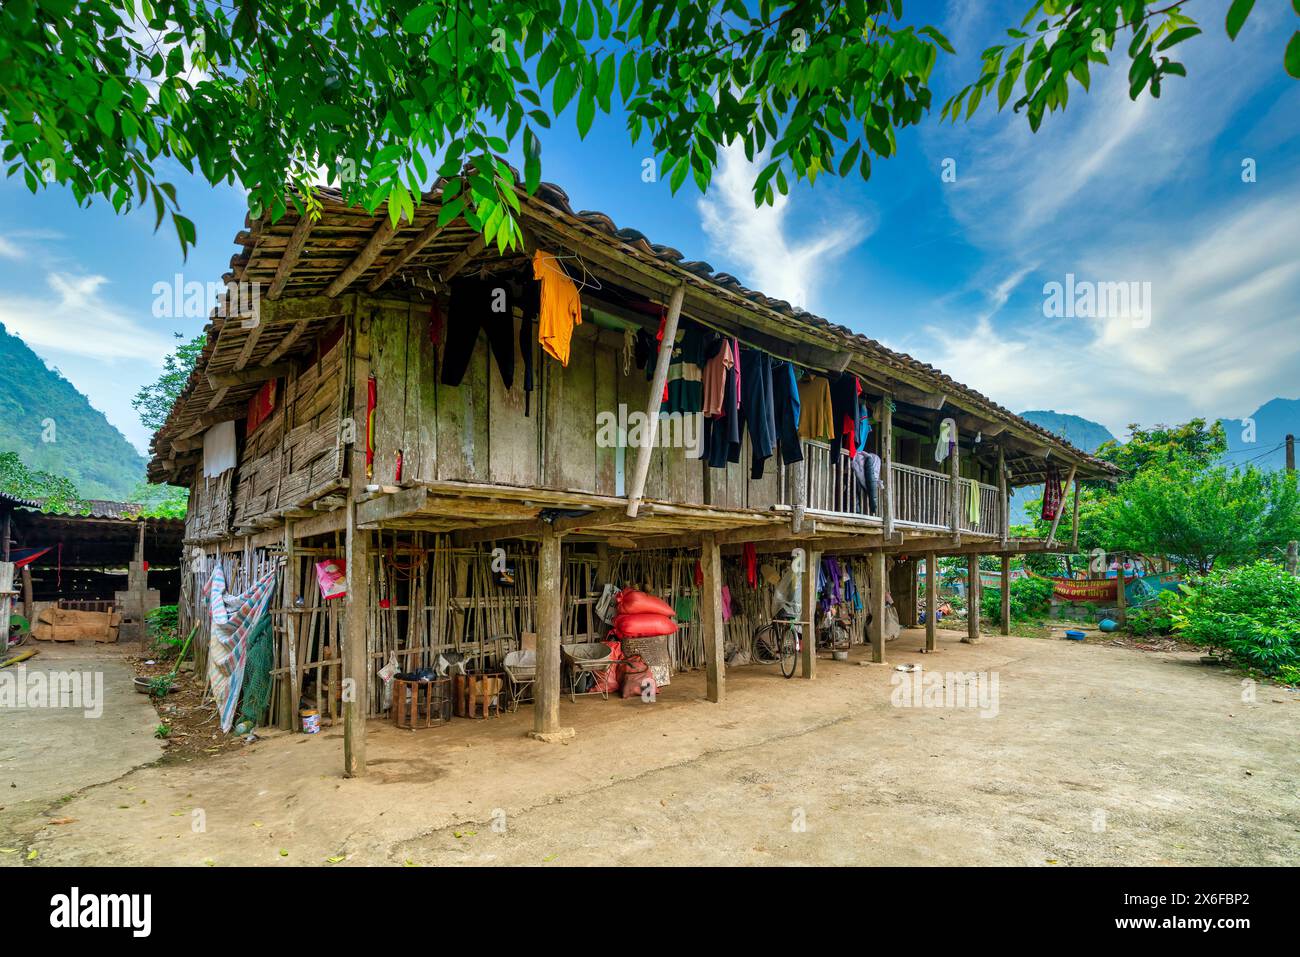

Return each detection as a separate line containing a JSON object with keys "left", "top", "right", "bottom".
{"left": 778, "top": 625, "right": 798, "bottom": 678}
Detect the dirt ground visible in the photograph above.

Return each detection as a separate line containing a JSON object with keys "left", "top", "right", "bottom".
{"left": 4, "top": 627, "right": 1298, "bottom": 866}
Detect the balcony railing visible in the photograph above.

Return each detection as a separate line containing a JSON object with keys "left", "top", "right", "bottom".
{"left": 786, "top": 442, "right": 1003, "bottom": 536}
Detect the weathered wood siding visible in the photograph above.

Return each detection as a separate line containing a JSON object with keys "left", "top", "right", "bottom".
{"left": 364, "top": 309, "right": 785, "bottom": 512}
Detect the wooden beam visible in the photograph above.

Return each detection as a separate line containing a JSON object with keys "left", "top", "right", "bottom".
{"left": 366, "top": 217, "right": 452, "bottom": 292}
{"left": 342, "top": 500, "right": 369, "bottom": 776}
{"left": 439, "top": 234, "right": 487, "bottom": 283}
{"left": 997, "top": 445, "right": 1009, "bottom": 549}
{"left": 207, "top": 361, "right": 294, "bottom": 391}
{"left": 626, "top": 281, "right": 685, "bottom": 517}
{"left": 880, "top": 396, "right": 895, "bottom": 536}
{"left": 701, "top": 532, "right": 726, "bottom": 702}
{"left": 267, "top": 212, "right": 315, "bottom": 300}
{"left": 962, "top": 553, "right": 981, "bottom": 644}
{"left": 800, "top": 547, "right": 820, "bottom": 678}
{"left": 1045, "top": 464, "right": 1077, "bottom": 548}
{"left": 1071, "top": 476, "right": 1081, "bottom": 551}
{"left": 925, "top": 551, "right": 938, "bottom": 652}
{"left": 999, "top": 554, "right": 1011, "bottom": 636}
{"left": 531, "top": 527, "right": 571, "bottom": 740}
{"left": 947, "top": 421, "right": 961, "bottom": 539}
{"left": 451, "top": 505, "right": 655, "bottom": 546}
{"left": 869, "top": 550, "right": 887, "bottom": 663}
{"left": 325, "top": 216, "right": 400, "bottom": 299}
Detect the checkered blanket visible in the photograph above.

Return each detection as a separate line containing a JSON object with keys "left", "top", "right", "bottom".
{"left": 204, "top": 562, "right": 278, "bottom": 732}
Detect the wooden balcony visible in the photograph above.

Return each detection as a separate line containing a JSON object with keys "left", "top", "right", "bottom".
{"left": 787, "top": 442, "right": 1005, "bottom": 538}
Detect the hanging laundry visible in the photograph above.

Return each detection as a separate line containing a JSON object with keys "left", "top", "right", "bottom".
{"left": 771, "top": 361, "right": 804, "bottom": 465}
{"left": 702, "top": 345, "right": 741, "bottom": 468}
{"left": 830, "top": 372, "right": 862, "bottom": 458}
{"left": 1042, "top": 463, "right": 1065, "bottom": 521}
{"left": 968, "top": 478, "right": 981, "bottom": 524}
{"left": 633, "top": 328, "right": 655, "bottom": 371}
{"left": 660, "top": 317, "right": 706, "bottom": 414}
{"left": 202, "top": 420, "right": 237, "bottom": 478}
{"left": 738, "top": 348, "right": 777, "bottom": 479}
{"left": 533, "top": 249, "right": 583, "bottom": 365}
{"left": 442, "top": 277, "right": 516, "bottom": 388}
{"left": 701, "top": 335, "right": 734, "bottom": 418}
{"left": 852, "top": 450, "right": 882, "bottom": 513}
{"left": 743, "top": 542, "right": 758, "bottom": 588}
{"left": 856, "top": 399, "right": 872, "bottom": 452}
{"left": 797, "top": 374, "right": 834, "bottom": 441}
{"left": 518, "top": 277, "right": 538, "bottom": 415}
{"left": 935, "top": 417, "right": 957, "bottom": 463}
{"left": 364, "top": 374, "right": 377, "bottom": 480}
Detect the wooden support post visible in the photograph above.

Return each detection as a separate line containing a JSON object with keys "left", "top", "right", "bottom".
{"left": 925, "top": 551, "right": 938, "bottom": 652}
{"left": 800, "top": 547, "right": 821, "bottom": 678}
{"left": 1115, "top": 555, "right": 1128, "bottom": 626}
{"left": 1071, "top": 478, "right": 1081, "bottom": 551}
{"left": 881, "top": 396, "right": 895, "bottom": 534}
{"left": 948, "top": 422, "right": 961, "bottom": 537}
{"left": 997, "top": 445, "right": 1009, "bottom": 548}
{"left": 283, "top": 519, "right": 301, "bottom": 732}
{"left": 700, "top": 533, "right": 725, "bottom": 702}
{"left": 963, "top": 554, "right": 981, "bottom": 644}
{"left": 790, "top": 457, "right": 807, "bottom": 533}
{"left": 626, "top": 282, "right": 685, "bottom": 517}
{"left": 531, "top": 527, "right": 572, "bottom": 740}
{"left": 1000, "top": 554, "right": 1011, "bottom": 636}
{"left": 869, "top": 550, "right": 887, "bottom": 663}
{"left": 342, "top": 501, "right": 370, "bottom": 776}
{"left": 1046, "top": 464, "right": 1076, "bottom": 548}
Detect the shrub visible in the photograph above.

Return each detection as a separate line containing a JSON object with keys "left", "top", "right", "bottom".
{"left": 145, "top": 604, "right": 181, "bottom": 658}
{"left": 1171, "top": 561, "right": 1300, "bottom": 676}
{"left": 1126, "top": 589, "right": 1183, "bottom": 637}
{"left": 981, "top": 575, "right": 1054, "bottom": 622}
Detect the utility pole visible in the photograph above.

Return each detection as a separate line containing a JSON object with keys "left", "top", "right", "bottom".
{"left": 1288, "top": 435, "right": 1297, "bottom": 576}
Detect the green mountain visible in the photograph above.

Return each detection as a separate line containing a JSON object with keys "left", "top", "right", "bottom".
{"left": 0, "top": 322, "right": 146, "bottom": 499}
{"left": 1018, "top": 410, "right": 1115, "bottom": 453}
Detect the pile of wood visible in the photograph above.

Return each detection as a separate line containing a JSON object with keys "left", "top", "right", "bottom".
{"left": 32, "top": 606, "right": 121, "bottom": 643}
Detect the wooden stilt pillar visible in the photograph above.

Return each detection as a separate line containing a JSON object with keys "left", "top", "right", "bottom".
{"left": 800, "top": 548, "right": 821, "bottom": 678}
{"left": 1000, "top": 554, "right": 1011, "bottom": 636}
{"left": 343, "top": 501, "right": 370, "bottom": 777}
{"left": 963, "top": 553, "right": 981, "bottom": 644}
{"left": 1115, "top": 555, "right": 1128, "bottom": 626}
{"left": 925, "top": 551, "right": 938, "bottom": 652}
{"left": 531, "top": 528, "right": 573, "bottom": 740}
{"left": 700, "top": 532, "right": 725, "bottom": 702}
{"left": 869, "top": 549, "right": 887, "bottom": 663}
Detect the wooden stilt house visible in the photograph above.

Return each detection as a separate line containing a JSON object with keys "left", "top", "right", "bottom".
{"left": 147, "top": 177, "right": 1118, "bottom": 772}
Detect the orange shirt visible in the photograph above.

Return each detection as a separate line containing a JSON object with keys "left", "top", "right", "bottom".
{"left": 533, "top": 250, "right": 583, "bottom": 366}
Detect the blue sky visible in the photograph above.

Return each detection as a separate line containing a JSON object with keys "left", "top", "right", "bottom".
{"left": 2, "top": 0, "right": 1297, "bottom": 456}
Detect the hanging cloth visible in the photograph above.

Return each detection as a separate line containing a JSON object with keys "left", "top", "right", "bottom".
{"left": 968, "top": 479, "right": 981, "bottom": 524}
{"left": 935, "top": 417, "right": 957, "bottom": 463}
{"left": 1042, "top": 463, "right": 1065, "bottom": 521}
{"left": 202, "top": 420, "right": 237, "bottom": 478}
{"left": 771, "top": 361, "right": 804, "bottom": 464}
{"left": 204, "top": 562, "right": 278, "bottom": 733}
{"left": 533, "top": 250, "right": 583, "bottom": 365}
{"left": 365, "top": 374, "right": 377, "bottom": 480}
{"left": 743, "top": 543, "right": 758, "bottom": 588}
{"left": 442, "top": 277, "right": 515, "bottom": 388}
{"left": 738, "top": 348, "right": 776, "bottom": 479}
{"left": 797, "top": 375, "right": 834, "bottom": 441}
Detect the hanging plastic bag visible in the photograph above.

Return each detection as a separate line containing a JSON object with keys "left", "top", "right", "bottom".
{"left": 314, "top": 559, "right": 347, "bottom": 600}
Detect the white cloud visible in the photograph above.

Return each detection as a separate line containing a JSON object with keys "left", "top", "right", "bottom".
{"left": 0, "top": 271, "right": 173, "bottom": 362}
{"left": 0, "top": 236, "right": 24, "bottom": 260}
{"left": 907, "top": 5, "right": 1300, "bottom": 432}
{"left": 696, "top": 143, "right": 871, "bottom": 311}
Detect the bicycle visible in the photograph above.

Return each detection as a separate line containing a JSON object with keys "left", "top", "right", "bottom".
{"left": 752, "top": 616, "right": 800, "bottom": 679}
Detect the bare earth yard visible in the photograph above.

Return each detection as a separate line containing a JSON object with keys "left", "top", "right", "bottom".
{"left": 3, "top": 628, "right": 1297, "bottom": 866}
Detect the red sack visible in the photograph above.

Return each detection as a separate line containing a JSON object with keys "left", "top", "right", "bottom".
{"left": 616, "top": 589, "right": 676, "bottom": 618}
{"left": 621, "top": 655, "right": 658, "bottom": 700}
{"left": 613, "top": 612, "right": 677, "bottom": 638}
{"left": 591, "top": 640, "right": 624, "bottom": 694}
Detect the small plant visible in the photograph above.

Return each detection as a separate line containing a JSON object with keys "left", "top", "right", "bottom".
{"left": 1126, "top": 590, "right": 1183, "bottom": 637}
{"left": 147, "top": 675, "right": 174, "bottom": 698}
{"left": 154, "top": 723, "right": 171, "bottom": 739}
{"left": 981, "top": 575, "right": 1053, "bottom": 622}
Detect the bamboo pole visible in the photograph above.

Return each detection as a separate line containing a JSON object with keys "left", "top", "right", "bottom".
{"left": 700, "top": 533, "right": 725, "bottom": 702}
{"left": 800, "top": 547, "right": 821, "bottom": 679}
{"left": 881, "top": 396, "right": 895, "bottom": 535}
{"left": 1046, "top": 464, "right": 1077, "bottom": 548}
{"left": 626, "top": 282, "right": 685, "bottom": 517}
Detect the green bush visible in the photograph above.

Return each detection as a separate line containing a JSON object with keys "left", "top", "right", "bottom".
{"left": 981, "top": 575, "right": 1054, "bottom": 622}
{"left": 145, "top": 604, "right": 181, "bottom": 657}
{"left": 1172, "top": 561, "right": 1300, "bottom": 676}
{"left": 1126, "top": 590, "right": 1183, "bottom": 637}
